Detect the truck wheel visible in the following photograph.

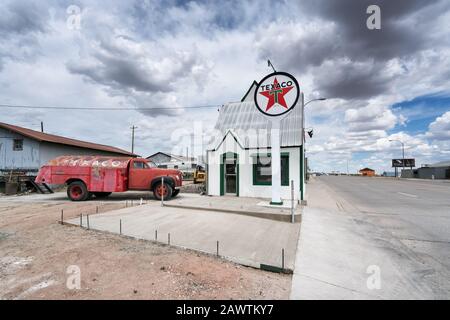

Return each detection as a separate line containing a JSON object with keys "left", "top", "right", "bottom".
{"left": 153, "top": 182, "right": 173, "bottom": 200}
{"left": 172, "top": 189, "right": 180, "bottom": 198}
{"left": 93, "top": 192, "right": 112, "bottom": 198}
{"left": 67, "top": 181, "right": 89, "bottom": 201}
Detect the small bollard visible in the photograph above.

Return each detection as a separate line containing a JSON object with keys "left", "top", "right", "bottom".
{"left": 60, "top": 209, "right": 64, "bottom": 225}
{"left": 168, "top": 233, "right": 170, "bottom": 245}
{"left": 291, "top": 180, "right": 295, "bottom": 223}
{"left": 87, "top": 214, "right": 90, "bottom": 230}
{"left": 120, "top": 219, "right": 122, "bottom": 235}
{"left": 155, "top": 230, "right": 158, "bottom": 241}
{"left": 80, "top": 214, "right": 82, "bottom": 227}
{"left": 216, "top": 241, "right": 219, "bottom": 257}
{"left": 281, "top": 248, "right": 285, "bottom": 271}
{"left": 140, "top": 198, "right": 143, "bottom": 205}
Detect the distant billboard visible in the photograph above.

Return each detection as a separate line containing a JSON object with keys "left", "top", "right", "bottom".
{"left": 392, "top": 159, "right": 415, "bottom": 168}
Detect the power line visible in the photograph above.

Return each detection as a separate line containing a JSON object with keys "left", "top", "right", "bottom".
{"left": 0, "top": 103, "right": 221, "bottom": 111}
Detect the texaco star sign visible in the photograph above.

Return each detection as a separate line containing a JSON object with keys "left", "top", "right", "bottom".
{"left": 254, "top": 71, "right": 300, "bottom": 117}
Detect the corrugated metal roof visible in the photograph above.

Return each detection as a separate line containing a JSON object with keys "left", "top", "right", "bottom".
{"left": 211, "top": 101, "right": 302, "bottom": 149}
{"left": 0, "top": 122, "right": 136, "bottom": 156}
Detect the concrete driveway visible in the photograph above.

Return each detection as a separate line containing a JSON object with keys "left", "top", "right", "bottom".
{"left": 291, "top": 176, "right": 450, "bottom": 299}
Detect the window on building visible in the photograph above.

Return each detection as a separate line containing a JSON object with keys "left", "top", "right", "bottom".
{"left": 13, "top": 139, "right": 23, "bottom": 151}
{"left": 253, "top": 154, "right": 289, "bottom": 186}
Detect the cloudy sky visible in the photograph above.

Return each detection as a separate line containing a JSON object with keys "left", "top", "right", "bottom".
{"left": 1, "top": 0, "right": 450, "bottom": 173}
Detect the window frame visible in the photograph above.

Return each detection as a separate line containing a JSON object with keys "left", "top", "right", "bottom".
{"left": 252, "top": 153, "right": 290, "bottom": 186}
{"left": 13, "top": 139, "right": 23, "bottom": 151}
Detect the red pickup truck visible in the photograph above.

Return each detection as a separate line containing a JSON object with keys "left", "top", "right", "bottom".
{"left": 35, "top": 156, "right": 182, "bottom": 201}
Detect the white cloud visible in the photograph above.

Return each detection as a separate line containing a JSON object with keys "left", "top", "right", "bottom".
{"left": 426, "top": 111, "right": 450, "bottom": 140}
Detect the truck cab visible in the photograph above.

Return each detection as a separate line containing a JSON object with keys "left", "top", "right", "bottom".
{"left": 128, "top": 158, "right": 182, "bottom": 199}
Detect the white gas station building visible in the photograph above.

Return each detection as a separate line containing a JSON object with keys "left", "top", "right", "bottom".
{"left": 206, "top": 81, "right": 304, "bottom": 202}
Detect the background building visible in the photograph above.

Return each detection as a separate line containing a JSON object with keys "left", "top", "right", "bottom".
{"left": 1, "top": 122, "right": 136, "bottom": 193}
{"left": 146, "top": 152, "right": 197, "bottom": 169}
{"left": 359, "top": 168, "right": 375, "bottom": 176}
{"left": 401, "top": 161, "right": 450, "bottom": 179}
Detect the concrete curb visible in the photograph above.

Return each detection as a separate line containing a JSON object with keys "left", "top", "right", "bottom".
{"left": 163, "top": 203, "right": 302, "bottom": 223}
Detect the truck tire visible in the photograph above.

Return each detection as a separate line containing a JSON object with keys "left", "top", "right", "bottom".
{"left": 93, "top": 192, "right": 112, "bottom": 198}
{"left": 172, "top": 189, "right": 180, "bottom": 198}
{"left": 153, "top": 182, "right": 173, "bottom": 201}
{"left": 67, "top": 181, "right": 89, "bottom": 201}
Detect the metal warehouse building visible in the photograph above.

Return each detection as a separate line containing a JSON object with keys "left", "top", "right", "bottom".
{"left": 401, "top": 160, "right": 450, "bottom": 179}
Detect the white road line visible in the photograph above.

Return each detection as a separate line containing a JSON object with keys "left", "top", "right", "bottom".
{"left": 397, "top": 192, "right": 418, "bottom": 198}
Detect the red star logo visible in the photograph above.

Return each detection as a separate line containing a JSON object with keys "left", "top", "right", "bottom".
{"left": 259, "top": 77, "right": 293, "bottom": 111}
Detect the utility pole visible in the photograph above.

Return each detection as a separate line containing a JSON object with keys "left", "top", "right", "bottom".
{"left": 130, "top": 125, "right": 138, "bottom": 154}
{"left": 389, "top": 139, "right": 405, "bottom": 178}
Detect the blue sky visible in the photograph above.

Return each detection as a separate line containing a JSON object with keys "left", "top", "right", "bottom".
{"left": 0, "top": 0, "right": 450, "bottom": 173}
{"left": 391, "top": 94, "right": 450, "bottom": 135}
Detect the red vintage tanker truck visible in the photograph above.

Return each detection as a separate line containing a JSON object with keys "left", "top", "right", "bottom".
{"left": 35, "top": 156, "right": 182, "bottom": 201}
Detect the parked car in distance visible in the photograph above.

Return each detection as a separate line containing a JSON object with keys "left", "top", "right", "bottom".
{"left": 35, "top": 156, "right": 182, "bottom": 201}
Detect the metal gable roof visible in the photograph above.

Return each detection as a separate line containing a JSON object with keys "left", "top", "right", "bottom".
{"left": 0, "top": 122, "right": 136, "bottom": 156}
{"left": 211, "top": 101, "right": 302, "bottom": 149}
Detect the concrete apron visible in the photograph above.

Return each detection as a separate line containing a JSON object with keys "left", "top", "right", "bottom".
{"left": 164, "top": 194, "right": 302, "bottom": 223}
{"left": 65, "top": 203, "right": 301, "bottom": 273}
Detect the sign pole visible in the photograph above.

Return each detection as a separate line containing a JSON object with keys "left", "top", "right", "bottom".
{"left": 254, "top": 71, "right": 300, "bottom": 207}
{"left": 271, "top": 119, "right": 282, "bottom": 205}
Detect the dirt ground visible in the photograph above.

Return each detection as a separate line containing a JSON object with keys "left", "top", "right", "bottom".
{"left": 0, "top": 194, "right": 291, "bottom": 299}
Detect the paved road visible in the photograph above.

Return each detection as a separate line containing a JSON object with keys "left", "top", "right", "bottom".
{"left": 291, "top": 176, "right": 450, "bottom": 299}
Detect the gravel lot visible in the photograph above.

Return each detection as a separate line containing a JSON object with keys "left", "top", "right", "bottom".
{"left": 0, "top": 192, "right": 290, "bottom": 299}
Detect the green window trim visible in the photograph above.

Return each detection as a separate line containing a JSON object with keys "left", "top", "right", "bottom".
{"left": 252, "top": 153, "right": 290, "bottom": 186}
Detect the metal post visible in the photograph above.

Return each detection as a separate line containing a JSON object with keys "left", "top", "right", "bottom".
{"left": 80, "top": 214, "right": 82, "bottom": 227}
{"left": 155, "top": 230, "right": 158, "bottom": 241}
{"left": 61, "top": 209, "right": 64, "bottom": 225}
{"left": 168, "top": 233, "right": 170, "bottom": 245}
{"left": 291, "top": 180, "right": 295, "bottom": 223}
{"left": 282, "top": 248, "right": 285, "bottom": 271}
{"left": 216, "top": 241, "right": 219, "bottom": 256}
{"left": 300, "top": 93, "right": 305, "bottom": 201}
{"left": 161, "top": 177, "right": 164, "bottom": 207}
{"left": 87, "top": 215, "right": 90, "bottom": 230}
{"left": 130, "top": 125, "right": 137, "bottom": 154}
{"left": 120, "top": 219, "right": 122, "bottom": 235}
{"left": 270, "top": 119, "right": 282, "bottom": 204}
{"left": 402, "top": 142, "right": 405, "bottom": 178}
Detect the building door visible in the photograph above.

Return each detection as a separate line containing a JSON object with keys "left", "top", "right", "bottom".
{"left": 225, "top": 158, "right": 237, "bottom": 195}
{"left": 220, "top": 152, "right": 239, "bottom": 196}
